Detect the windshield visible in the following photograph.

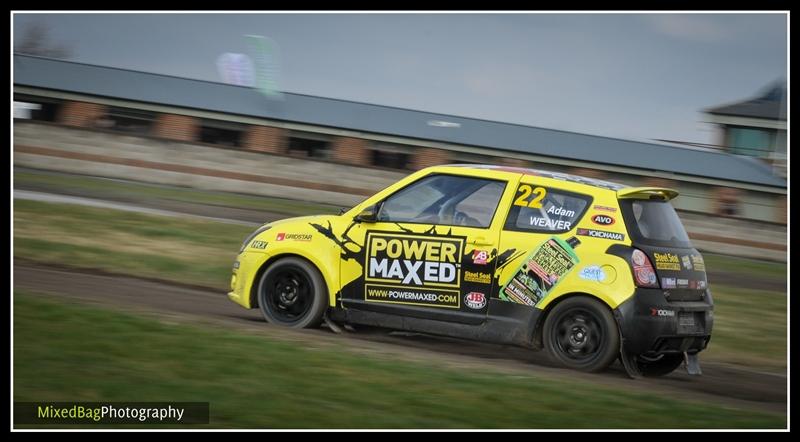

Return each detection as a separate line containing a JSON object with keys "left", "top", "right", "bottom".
{"left": 620, "top": 199, "right": 692, "bottom": 248}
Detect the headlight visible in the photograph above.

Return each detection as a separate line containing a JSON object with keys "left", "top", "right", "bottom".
{"left": 240, "top": 225, "right": 272, "bottom": 253}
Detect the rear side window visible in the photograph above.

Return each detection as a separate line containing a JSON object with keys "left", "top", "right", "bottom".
{"left": 504, "top": 185, "right": 591, "bottom": 233}
{"left": 620, "top": 199, "right": 692, "bottom": 248}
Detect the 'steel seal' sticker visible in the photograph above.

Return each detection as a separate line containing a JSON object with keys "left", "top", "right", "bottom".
{"left": 464, "top": 271, "right": 492, "bottom": 284}
{"left": 653, "top": 252, "right": 681, "bottom": 271}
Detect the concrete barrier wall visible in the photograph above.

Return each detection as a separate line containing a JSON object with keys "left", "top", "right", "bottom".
{"left": 14, "top": 122, "right": 406, "bottom": 207}
{"left": 13, "top": 122, "right": 787, "bottom": 261}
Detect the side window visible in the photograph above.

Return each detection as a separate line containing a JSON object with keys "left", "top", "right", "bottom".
{"left": 454, "top": 181, "right": 505, "bottom": 227}
{"left": 378, "top": 175, "right": 505, "bottom": 228}
{"left": 505, "top": 185, "right": 591, "bottom": 233}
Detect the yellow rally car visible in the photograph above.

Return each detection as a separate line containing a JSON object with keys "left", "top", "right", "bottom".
{"left": 229, "top": 165, "right": 713, "bottom": 378}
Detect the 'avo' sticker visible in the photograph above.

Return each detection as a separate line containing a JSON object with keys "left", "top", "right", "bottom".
{"left": 579, "top": 265, "right": 606, "bottom": 282}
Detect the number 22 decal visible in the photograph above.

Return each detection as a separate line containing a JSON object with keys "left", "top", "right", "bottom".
{"left": 513, "top": 184, "right": 546, "bottom": 208}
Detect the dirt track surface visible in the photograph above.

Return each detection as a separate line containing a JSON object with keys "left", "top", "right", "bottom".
{"left": 14, "top": 264, "right": 786, "bottom": 415}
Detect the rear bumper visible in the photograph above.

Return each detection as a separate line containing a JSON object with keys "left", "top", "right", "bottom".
{"left": 614, "top": 288, "right": 714, "bottom": 356}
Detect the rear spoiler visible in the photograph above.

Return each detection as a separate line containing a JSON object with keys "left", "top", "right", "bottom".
{"left": 617, "top": 187, "right": 679, "bottom": 201}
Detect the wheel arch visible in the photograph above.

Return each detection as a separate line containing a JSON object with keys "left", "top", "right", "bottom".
{"left": 531, "top": 292, "right": 618, "bottom": 350}
{"left": 249, "top": 252, "right": 336, "bottom": 309}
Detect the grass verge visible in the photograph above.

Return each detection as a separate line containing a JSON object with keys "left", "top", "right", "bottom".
{"left": 13, "top": 293, "right": 785, "bottom": 429}
{"left": 15, "top": 168, "right": 342, "bottom": 216}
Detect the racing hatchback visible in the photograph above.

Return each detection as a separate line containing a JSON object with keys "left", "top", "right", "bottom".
{"left": 229, "top": 165, "right": 713, "bottom": 378}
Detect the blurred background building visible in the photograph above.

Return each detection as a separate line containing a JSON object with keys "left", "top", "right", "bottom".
{"left": 13, "top": 54, "right": 787, "bottom": 260}
{"left": 704, "top": 82, "right": 787, "bottom": 178}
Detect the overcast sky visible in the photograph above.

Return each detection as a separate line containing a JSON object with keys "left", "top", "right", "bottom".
{"left": 13, "top": 12, "right": 788, "bottom": 145}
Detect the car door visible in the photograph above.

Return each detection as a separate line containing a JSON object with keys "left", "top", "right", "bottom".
{"left": 493, "top": 178, "right": 593, "bottom": 307}
{"left": 341, "top": 172, "right": 515, "bottom": 324}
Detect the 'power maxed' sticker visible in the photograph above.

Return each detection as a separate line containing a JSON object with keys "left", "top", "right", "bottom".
{"left": 364, "top": 232, "right": 465, "bottom": 308}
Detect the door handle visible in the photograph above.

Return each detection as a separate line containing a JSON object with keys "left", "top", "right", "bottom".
{"left": 470, "top": 237, "right": 493, "bottom": 246}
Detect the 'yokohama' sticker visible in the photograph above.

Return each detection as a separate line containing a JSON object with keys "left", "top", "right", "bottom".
{"left": 576, "top": 228, "right": 625, "bottom": 241}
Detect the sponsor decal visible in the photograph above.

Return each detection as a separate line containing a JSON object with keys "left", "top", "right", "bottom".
{"left": 365, "top": 284, "right": 460, "bottom": 308}
{"left": 472, "top": 249, "right": 489, "bottom": 265}
{"left": 591, "top": 214, "right": 615, "bottom": 226}
{"left": 653, "top": 252, "right": 681, "bottom": 271}
{"left": 464, "top": 271, "right": 492, "bottom": 284}
{"left": 593, "top": 205, "right": 617, "bottom": 213}
{"left": 529, "top": 216, "right": 572, "bottom": 231}
{"left": 576, "top": 228, "right": 625, "bottom": 241}
{"left": 275, "top": 233, "right": 312, "bottom": 242}
{"left": 689, "top": 280, "right": 697, "bottom": 289}
{"left": 650, "top": 308, "right": 675, "bottom": 317}
{"left": 578, "top": 265, "right": 606, "bottom": 282}
{"left": 681, "top": 255, "right": 693, "bottom": 270}
{"left": 661, "top": 277, "right": 677, "bottom": 289}
{"left": 500, "top": 236, "right": 580, "bottom": 306}
{"left": 691, "top": 255, "right": 706, "bottom": 272}
{"left": 696, "top": 280, "right": 707, "bottom": 289}
{"left": 250, "top": 240, "right": 268, "bottom": 249}
{"left": 677, "top": 278, "right": 689, "bottom": 288}
{"left": 365, "top": 232, "right": 464, "bottom": 288}
{"left": 503, "top": 277, "right": 537, "bottom": 306}
{"left": 464, "top": 292, "right": 487, "bottom": 309}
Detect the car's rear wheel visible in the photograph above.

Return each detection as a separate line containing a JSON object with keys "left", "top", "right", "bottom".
{"left": 543, "top": 296, "right": 620, "bottom": 372}
{"left": 257, "top": 257, "right": 327, "bottom": 328}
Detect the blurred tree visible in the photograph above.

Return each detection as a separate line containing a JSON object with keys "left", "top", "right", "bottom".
{"left": 15, "top": 21, "right": 73, "bottom": 59}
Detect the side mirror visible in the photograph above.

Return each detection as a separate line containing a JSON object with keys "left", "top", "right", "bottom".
{"left": 354, "top": 205, "right": 378, "bottom": 223}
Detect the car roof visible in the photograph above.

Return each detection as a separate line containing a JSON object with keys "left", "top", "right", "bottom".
{"left": 442, "top": 164, "right": 628, "bottom": 191}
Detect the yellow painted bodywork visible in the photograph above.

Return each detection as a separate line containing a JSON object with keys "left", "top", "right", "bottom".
{"left": 228, "top": 165, "right": 676, "bottom": 315}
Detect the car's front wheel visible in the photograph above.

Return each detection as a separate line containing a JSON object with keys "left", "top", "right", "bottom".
{"left": 257, "top": 257, "right": 328, "bottom": 328}
{"left": 543, "top": 296, "right": 620, "bottom": 372}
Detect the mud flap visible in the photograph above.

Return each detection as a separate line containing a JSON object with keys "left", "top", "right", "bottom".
{"left": 684, "top": 351, "right": 702, "bottom": 375}
{"left": 323, "top": 311, "right": 344, "bottom": 334}
{"left": 617, "top": 324, "right": 642, "bottom": 379}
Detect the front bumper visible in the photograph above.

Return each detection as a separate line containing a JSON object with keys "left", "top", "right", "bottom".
{"left": 614, "top": 288, "right": 714, "bottom": 356}
{"left": 227, "top": 250, "right": 270, "bottom": 309}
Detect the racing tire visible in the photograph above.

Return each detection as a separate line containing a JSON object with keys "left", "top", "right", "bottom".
{"left": 543, "top": 296, "right": 620, "bottom": 372}
{"left": 257, "top": 257, "right": 328, "bottom": 329}
{"left": 634, "top": 353, "right": 685, "bottom": 377}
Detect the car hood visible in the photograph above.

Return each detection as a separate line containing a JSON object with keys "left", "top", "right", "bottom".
{"left": 261, "top": 214, "right": 339, "bottom": 229}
